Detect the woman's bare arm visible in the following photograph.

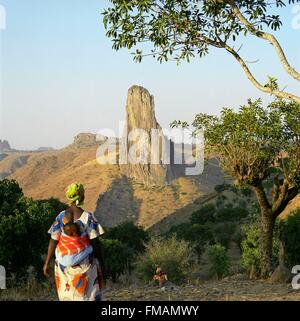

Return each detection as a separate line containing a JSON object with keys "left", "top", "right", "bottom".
{"left": 90, "top": 238, "right": 106, "bottom": 280}
{"left": 43, "top": 239, "right": 58, "bottom": 278}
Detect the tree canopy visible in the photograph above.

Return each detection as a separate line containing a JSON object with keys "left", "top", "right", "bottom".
{"left": 172, "top": 98, "right": 300, "bottom": 277}
{"left": 103, "top": 0, "right": 300, "bottom": 104}
{"left": 174, "top": 99, "right": 300, "bottom": 213}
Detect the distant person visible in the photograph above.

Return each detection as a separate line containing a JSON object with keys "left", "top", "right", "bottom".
{"left": 153, "top": 266, "right": 168, "bottom": 286}
{"left": 43, "top": 183, "right": 106, "bottom": 301}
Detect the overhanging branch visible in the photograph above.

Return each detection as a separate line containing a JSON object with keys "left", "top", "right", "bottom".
{"left": 225, "top": 44, "right": 300, "bottom": 104}
{"left": 226, "top": 0, "right": 300, "bottom": 82}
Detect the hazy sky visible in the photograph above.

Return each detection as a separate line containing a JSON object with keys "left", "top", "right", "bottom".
{"left": 0, "top": 0, "right": 299, "bottom": 150}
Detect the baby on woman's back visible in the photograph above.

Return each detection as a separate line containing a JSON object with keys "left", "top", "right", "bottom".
{"left": 63, "top": 210, "right": 81, "bottom": 237}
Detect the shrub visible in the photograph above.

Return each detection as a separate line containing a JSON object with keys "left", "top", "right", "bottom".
{"left": 135, "top": 236, "right": 193, "bottom": 284}
{"left": 240, "top": 223, "right": 279, "bottom": 277}
{"left": 240, "top": 224, "right": 261, "bottom": 276}
{"left": 229, "top": 185, "right": 239, "bottom": 194}
{"left": 0, "top": 179, "right": 23, "bottom": 216}
{"left": 216, "top": 206, "right": 249, "bottom": 222}
{"left": 190, "top": 204, "right": 216, "bottom": 225}
{"left": 239, "top": 187, "right": 252, "bottom": 197}
{"left": 237, "top": 199, "right": 247, "bottom": 209}
{"left": 104, "top": 221, "right": 149, "bottom": 254}
{"left": 214, "top": 184, "right": 230, "bottom": 193}
{"left": 101, "top": 239, "right": 132, "bottom": 282}
{"left": 215, "top": 196, "right": 225, "bottom": 209}
{"left": 213, "top": 222, "right": 236, "bottom": 249}
{"left": 232, "top": 226, "right": 243, "bottom": 250}
{"left": 280, "top": 210, "right": 300, "bottom": 268}
{"left": 0, "top": 179, "right": 67, "bottom": 279}
{"left": 169, "top": 223, "right": 214, "bottom": 261}
{"left": 207, "top": 244, "right": 230, "bottom": 279}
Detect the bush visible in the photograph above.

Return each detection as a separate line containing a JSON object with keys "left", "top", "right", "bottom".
{"left": 135, "top": 236, "right": 193, "bottom": 284}
{"left": 280, "top": 210, "right": 300, "bottom": 268}
{"left": 0, "top": 179, "right": 23, "bottom": 216}
{"left": 215, "top": 196, "right": 225, "bottom": 209}
{"left": 240, "top": 223, "right": 279, "bottom": 277}
{"left": 207, "top": 244, "right": 230, "bottom": 279}
{"left": 240, "top": 224, "right": 261, "bottom": 276}
{"left": 103, "top": 221, "right": 149, "bottom": 277}
{"left": 104, "top": 221, "right": 149, "bottom": 254}
{"left": 216, "top": 206, "right": 249, "bottom": 222}
{"left": 214, "top": 184, "right": 230, "bottom": 193}
{"left": 0, "top": 179, "right": 67, "bottom": 278}
{"left": 101, "top": 239, "right": 132, "bottom": 282}
{"left": 190, "top": 204, "right": 216, "bottom": 225}
{"left": 237, "top": 199, "right": 247, "bottom": 209}
{"left": 240, "top": 187, "right": 252, "bottom": 197}
{"left": 213, "top": 222, "right": 236, "bottom": 249}
{"left": 169, "top": 223, "right": 214, "bottom": 261}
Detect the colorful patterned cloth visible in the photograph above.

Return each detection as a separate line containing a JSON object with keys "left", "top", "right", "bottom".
{"left": 54, "top": 254, "right": 103, "bottom": 301}
{"left": 48, "top": 210, "right": 105, "bottom": 301}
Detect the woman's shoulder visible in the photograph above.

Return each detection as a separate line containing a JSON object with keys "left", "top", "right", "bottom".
{"left": 55, "top": 210, "right": 66, "bottom": 222}
{"left": 77, "top": 211, "right": 97, "bottom": 224}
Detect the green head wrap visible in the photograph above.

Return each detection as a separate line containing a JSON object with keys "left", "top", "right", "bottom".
{"left": 66, "top": 183, "right": 85, "bottom": 206}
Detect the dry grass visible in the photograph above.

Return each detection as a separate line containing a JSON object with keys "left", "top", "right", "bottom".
{"left": 0, "top": 278, "right": 57, "bottom": 301}
{"left": 3, "top": 148, "right": 214, "bottom": 230}
{"left": 2, "top": 274, "right": 299, "bottom": 301}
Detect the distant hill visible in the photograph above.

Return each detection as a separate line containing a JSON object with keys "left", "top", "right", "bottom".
{"left": 36, "top": 147, "right": 54, "bottom": 152}
{"left": 0, "top": 139, "right": 12, "bottom": 152}
{"left": 1, "top": 86, "right": 298, "bottom": 230}
{"left": 1, "top": 145, "right": 227, "bottom": 229}
{"left": 0, "top": 86, "right": 229, "bottom": 229}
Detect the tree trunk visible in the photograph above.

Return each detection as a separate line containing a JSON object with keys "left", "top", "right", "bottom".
{"left": 260, "top": 211, "right": 275, "bottom": 278}
{"left": 252, "top": 184, "right": 275, "bottom": 278}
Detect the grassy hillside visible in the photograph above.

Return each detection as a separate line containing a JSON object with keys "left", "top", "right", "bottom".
{"left": 0, "top": 147, "right": 227, "bottom": 229}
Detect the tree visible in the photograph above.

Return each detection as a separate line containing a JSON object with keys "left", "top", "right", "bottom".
{"left": 103, "top": 0, "right": 300, "bottom": 104}
{"left": 207, "top": 244, "right": 231, "bottom": 279}
{"left": 0, "top": 180, "right": 67, "bottom": 277}
{"left": 104, "top": 221, "right": 149, "bottom": 254}
{"left": 169, "top": 222, "right": 214, "bottom": 261}
{"left": 0, "top": 179, "right": 23, "bottom": 216}
{"left": 101, "top": 239, "right": 132, "bottom": 282}
{"left": 172, "top": 98, "right": 300, "bottom": 278}
{"left": 279, "top": 209, "right": 300, "bottom": 268}
{"left": 190, "top": 204, "right": 216, "bottom": 224}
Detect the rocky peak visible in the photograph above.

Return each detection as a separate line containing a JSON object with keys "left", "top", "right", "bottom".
{"left": 120, "top": 85, "right": 173, "bottom": 186}
{"left": 0, "top": 140, "right": 11, "bottom": 152}
{"left": 70, "top": 133, "right": 107, "bottom": 149}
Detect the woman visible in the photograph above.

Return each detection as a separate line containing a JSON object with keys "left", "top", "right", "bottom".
{"left": 43, "top": 183, "right": 105, "bottom": 301}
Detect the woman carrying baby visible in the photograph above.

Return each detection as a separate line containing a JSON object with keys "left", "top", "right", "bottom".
{"left": 43, "top": 183, "right": 105, "bottom": 301}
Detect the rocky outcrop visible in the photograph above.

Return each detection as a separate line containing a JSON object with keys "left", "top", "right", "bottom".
{"left": 0, "top": 153, "right": 8, "bottom": 161}
{"left": 119, "top": 85, "right": 173, "bottom": 186}
{"left": 36, "top": 147, "right": 54, "bottom": 152}
{"left": 0, "top": 154, "right": 30, "bottom": 179}
{"left": 70, "top": 133, "right": 107, "bottom": 149}
{"left": 0, "top": 140, "right": 11, "bottom": 152}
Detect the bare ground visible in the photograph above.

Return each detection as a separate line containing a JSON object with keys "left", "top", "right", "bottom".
{"left": 102, "top": 275, "right": 300, "bottom": 301}
{"left": 1, "top": 275, "right": 299, "bottom": 301}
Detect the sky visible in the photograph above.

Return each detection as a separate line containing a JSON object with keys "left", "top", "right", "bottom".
{"left": 0, "top": 0, "right": 299, "bottom": 150}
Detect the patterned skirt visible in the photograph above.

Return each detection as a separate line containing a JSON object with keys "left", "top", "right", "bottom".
{"left": 54, "top": 254, "right": 103, "bottom": 301}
